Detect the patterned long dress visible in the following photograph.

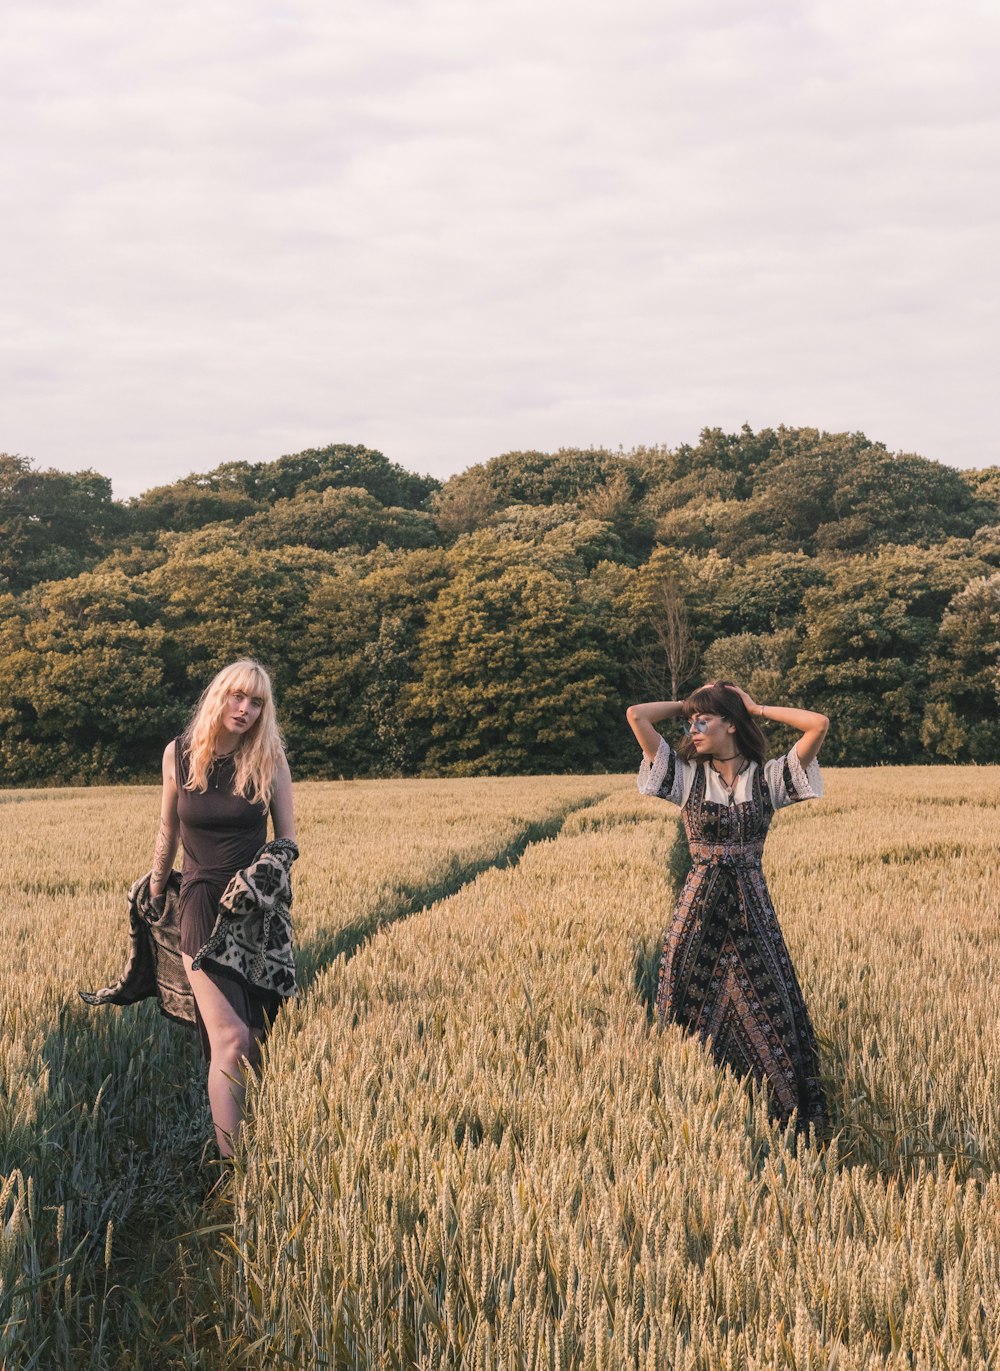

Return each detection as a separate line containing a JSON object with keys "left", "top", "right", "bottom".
{"left": 639, "top": 738, "right": 826, "bottom": 1132}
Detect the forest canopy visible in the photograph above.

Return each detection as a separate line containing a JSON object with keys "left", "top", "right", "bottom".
{"left": 1, "top": 429, "right": 998, "bottom": 783}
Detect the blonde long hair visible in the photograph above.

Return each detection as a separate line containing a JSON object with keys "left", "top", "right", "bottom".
{"left": 182, "top": 659, "right": 284, "bottom": 806}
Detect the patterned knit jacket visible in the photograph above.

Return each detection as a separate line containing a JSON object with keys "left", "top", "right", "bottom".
{"left": 80, "top": 839, "right": 299, "bottom": 1023}
{"left": 79, "top": 869, "right": 196, "bottom": 1026}
{"left": 192, "top": 838, "right": 298, "bottom": 997}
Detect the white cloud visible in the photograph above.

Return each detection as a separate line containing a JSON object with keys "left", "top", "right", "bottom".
{"left": 2, "top": 0, "right": 998, "bottom": 496}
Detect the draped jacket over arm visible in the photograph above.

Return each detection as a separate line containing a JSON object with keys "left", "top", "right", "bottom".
{"left": 80, "top": 838, "right": 299, "bottom": 1023}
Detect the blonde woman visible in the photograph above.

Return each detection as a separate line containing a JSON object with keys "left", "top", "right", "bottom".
{"left": 150, "top": 659, "right": 295, "bottom": 1157}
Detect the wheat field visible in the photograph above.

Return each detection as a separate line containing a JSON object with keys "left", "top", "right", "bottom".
{"left": 1, "top": 767, "right": 998, "bottom": 1368}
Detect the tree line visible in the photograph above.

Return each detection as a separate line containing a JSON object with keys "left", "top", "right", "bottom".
{"left": 1, "top": 428, "right": 998, "bottom": 784}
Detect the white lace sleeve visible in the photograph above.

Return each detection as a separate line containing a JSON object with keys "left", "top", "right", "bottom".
{"left": 637, "top": 736, "right": 689, "bottom": 807}
{"left": 764, "top": 744, "right": 825, "bottom": 811}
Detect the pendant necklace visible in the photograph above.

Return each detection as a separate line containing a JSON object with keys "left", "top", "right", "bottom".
{"left": 711, "top": 754, "right": 748, "bottom": 806}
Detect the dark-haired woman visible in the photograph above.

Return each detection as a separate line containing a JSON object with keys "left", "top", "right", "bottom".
{"left": 627, "top": 681, "right": 828, "bottom": 1133}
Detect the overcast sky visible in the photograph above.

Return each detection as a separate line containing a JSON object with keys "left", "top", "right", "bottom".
{"left": 3, "top": 0, "right": 998, "bottom": 498}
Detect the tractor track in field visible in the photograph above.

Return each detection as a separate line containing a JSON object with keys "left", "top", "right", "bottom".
{"left": 295, "top": 786, "right": 616, "bottom": 985}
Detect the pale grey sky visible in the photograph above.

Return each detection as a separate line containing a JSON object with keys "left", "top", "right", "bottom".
{"left": 3, "top": 0, "right": 998, "bottom": 497}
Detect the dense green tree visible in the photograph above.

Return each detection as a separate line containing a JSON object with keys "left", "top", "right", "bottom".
{"left": 238, "top": 443, "right": 440, "bottom": 509}
{"left": 702, "top": 630, "right": 800, "bottom": 712}
{"left": 431, "top": 468, "right": 501, "bottom": 540}
{"left": 127, "top": 443, "right": 440, "bottom": 535}
{"left": 710, "top": 553, "right": 827, "bottom": 637}
{"left": 959, "top": 467, "right": 1000, "bottom": 523}
{"left": 654, "top": 500, "right": 745, "bottom": 555}
{"left": 723, "top": 429, "right": 879, "bottom": 555}
{"left": 237, "top": 487, "right": 439, "bottom": 554}
{"left": 484, "top": 507, "right": 625, "bottom": 576}
{"left": 581, "top": 559, "right": 645, "bottom": 771}
{"left": 638, "top": 425, "right": 778, "bottom": 513}
{"left": 127, "top": 480, "right": 260, "bottom": 534}
{"left": 479, "top": 448, "right": 635, "bottom": 506}
{"left": 0, "top": 573, "right": 172, "bottom": 781}
{"left": 730, "top": 433, "right": 981, "bottom": 556}
{"left": 922, "top": 573, "right": 1000, "bottom": 761}
{"left": 640, "top": 429, "right": 982, "bottom": 559}
{"left": 971, "top": 525, "right": 1000, "bottom": 565}
{"left": 811, "top": 450, "right": 981, "bottom": 552}
{"left": 143, "top": 545, "right": 339, "bottom": 718}
{"left": 408, "top": 540, "right": 620, "bottom": 773}
{"left": 577, "top": 471, "right": 656, "bottom": 562}
{"left": 0, "top": 454, "right": 122, "bottom": 589}
{"left": 790, "top": 546, "right": 985, "bottom": 763}
{"left": 285, "top": 548, "right": 449, "bottom": 774}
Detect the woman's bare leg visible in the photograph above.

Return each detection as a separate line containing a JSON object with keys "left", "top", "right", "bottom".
{"left": 182, "top": 954, "right": 256, "bottom": 1157}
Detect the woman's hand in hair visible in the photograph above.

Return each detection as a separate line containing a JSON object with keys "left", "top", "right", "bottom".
{"left": 739, "top": 696, "right": 830, "bottom": 767}
{"left": 728, "top": 684, "right": 759, "bottom": 715}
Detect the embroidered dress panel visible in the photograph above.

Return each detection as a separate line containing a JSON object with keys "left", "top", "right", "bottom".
{"left": 638, "top": 738, "right": 825, "bottom": 1131}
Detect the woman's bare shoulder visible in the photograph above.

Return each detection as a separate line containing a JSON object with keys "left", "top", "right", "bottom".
{"left": 162, "top": 737, "right": 179, "bottom": 781}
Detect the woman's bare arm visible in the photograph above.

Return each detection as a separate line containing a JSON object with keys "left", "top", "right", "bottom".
{"left": 625, "top": 701, "right": 686, "bottom": 764}
{"left": 730, "top": 687, "right": 829, "bottom": 767}
{"left": 269, "top": 751, "right": 296, "bottom": 843}
{"left": 150, "top": 741, "right": 180, "bottom": 899}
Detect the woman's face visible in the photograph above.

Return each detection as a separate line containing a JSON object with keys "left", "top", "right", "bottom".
{"left": 687, "top": 712, "right": 737, "bottom": 757}
{"left": 222, "top": 686, "right": 264, "bottom": 738}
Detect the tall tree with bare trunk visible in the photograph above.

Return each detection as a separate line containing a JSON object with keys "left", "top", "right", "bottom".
{"left": 632, "top": 573, "right": 699, "bottom": 701}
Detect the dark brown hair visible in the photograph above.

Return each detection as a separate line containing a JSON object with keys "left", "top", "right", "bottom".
{"left": 675, "top": 681, "right": 768, "bottom": 766}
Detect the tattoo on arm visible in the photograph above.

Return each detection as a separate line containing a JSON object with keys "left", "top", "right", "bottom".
{"left": 151, "top": 819, "right": 179, "bottom": 890}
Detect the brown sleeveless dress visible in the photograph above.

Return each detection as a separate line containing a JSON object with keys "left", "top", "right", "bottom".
{"left": 175, "top": 739, "right": 282, "bottom": 1061}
